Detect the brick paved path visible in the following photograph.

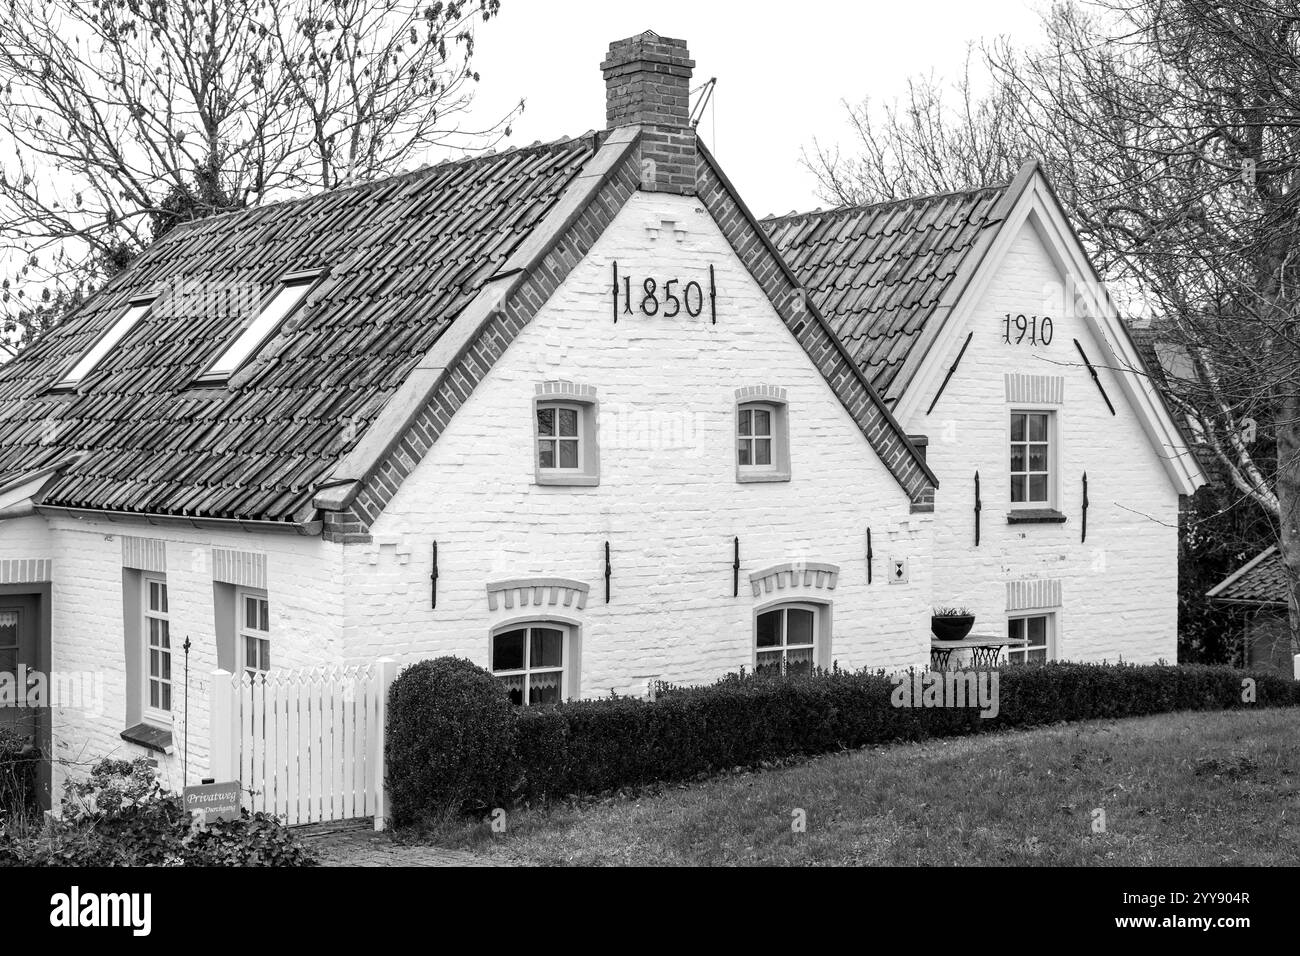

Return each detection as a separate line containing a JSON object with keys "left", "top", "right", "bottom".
{"left": 298, "top": 825, "right": 504, "bottom": 867}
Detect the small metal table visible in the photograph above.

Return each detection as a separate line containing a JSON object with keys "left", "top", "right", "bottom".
{"left": 930, "top": 635, "right": 1029, "bottom": 670}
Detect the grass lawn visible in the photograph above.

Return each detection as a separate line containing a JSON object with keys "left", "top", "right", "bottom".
{"left": 423, "top": 708, "right": 1300, "bottom": 865}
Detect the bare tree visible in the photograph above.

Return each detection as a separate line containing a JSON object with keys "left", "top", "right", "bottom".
{"left": 0, "top": 0, "right": 522, "bottom": 345}
{"left": 806, "top": 0, "right": 1300, "bottom": 661}
{"left": 802, "top": 48, "right": 1030, "bottom": 206}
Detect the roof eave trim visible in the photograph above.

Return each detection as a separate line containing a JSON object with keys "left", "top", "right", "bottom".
{"left": 34, "top": 503, "right": 321, "bottom": 536}
{"left": 312, "top": 125, "right": 643, "bottom": 515}
{"left": 696, "top": 140, "right": 938, "bottom": 494}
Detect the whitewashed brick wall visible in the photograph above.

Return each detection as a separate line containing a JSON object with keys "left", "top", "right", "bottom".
{"left": 906, "top": 220, "right": 1181, "bottom": 663}
{"left": 347, "top": 190, "right": 934, "bottom": 693}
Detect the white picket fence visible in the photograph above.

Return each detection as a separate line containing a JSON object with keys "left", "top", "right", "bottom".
{"left": 210, "top": 658, "right": 397, "bottom": 830}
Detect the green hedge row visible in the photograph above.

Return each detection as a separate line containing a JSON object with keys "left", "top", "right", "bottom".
{"left": 387, "top": 659, "right": 1300, "bottom": 824}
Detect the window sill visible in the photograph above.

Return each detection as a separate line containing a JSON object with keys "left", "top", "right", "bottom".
{"left": 737, "top": 471, "right": 791, "bottom": 484}
{"left": 1006, "top": 509, "right": 1067, "bottom": 525}
{"left": 535, "top": 474, "right": 600, "bottom": 488}
{"left": 120, "top": 722, "right": 174, "bottom": 755}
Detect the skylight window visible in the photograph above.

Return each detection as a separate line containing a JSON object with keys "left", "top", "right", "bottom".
{"left": 198, "top": 271, "right": 320, "bottom": 383}
{"left": 53, "top": 296, "right": 156, "bottom": 390}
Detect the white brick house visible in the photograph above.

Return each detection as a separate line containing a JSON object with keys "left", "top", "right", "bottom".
{"left": 0, "top": 31, "right": 1200, "bottom": 808}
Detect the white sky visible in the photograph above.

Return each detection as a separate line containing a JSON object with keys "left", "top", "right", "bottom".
{"left": 462, "top": 0, "right": 1048, "bottom": 216}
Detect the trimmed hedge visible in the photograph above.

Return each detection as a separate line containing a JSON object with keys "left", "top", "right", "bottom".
{"left": 389, "top": 660, "right": 1300, "bottom": 817}
{"left": 386, "top": 657, "right": 518, "bottom": 825}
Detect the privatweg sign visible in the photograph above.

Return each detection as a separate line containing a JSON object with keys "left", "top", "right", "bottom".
{"left": 182, "top": 781, "right": 242, "bottom": 823}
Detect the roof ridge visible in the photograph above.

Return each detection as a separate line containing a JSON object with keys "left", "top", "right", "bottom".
{"left": 764, "top": 180, "right": 1011, "bottom": 227}
{"left": 169, "top": 131, "right": 600, "bottom": 236}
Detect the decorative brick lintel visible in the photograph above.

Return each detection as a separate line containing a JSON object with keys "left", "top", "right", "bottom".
{"left": 749, "top": 562, "right": 841, "bottom": 598}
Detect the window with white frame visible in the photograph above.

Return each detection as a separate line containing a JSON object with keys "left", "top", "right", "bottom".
{"left": 54, "top": 296, "right": 155, "bottom": 390}
{"left": 1006, "top": 613, "right": 1054, "bottom": 663}
{"left": 536, "top": 404, "right": 583, "bottom": 472}
{"left": 738, "top": 404, "right": 775, "bottom": 470}
{"left": 142, "top": 575, "right": 172, "bottom": 719}
{"left": 1009, "top": 411, "right": 1053, "bottom": 506}
{"left": 198, "top": 272, "right": 319, "bottom": 382}
{"left": 755, "top": 604, "right": 818, "bottom": 676}
{"left": 491, "top": 623, "right": 569, "bottom": 706}
{"left": 239, "top": 589, "right": 270, "bottom": 676}
{"left": 736, "top": 397, "right": 790, "bottom": 482}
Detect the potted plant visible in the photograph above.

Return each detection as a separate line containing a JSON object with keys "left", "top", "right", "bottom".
{"left": 931, "top": 607, "right": 976, "bottom": 641}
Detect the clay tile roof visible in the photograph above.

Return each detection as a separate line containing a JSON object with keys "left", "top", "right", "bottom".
{"left": 1207, "top": 546, "right": 1289, "bottom": 606}
{"left": 0, "top": 134, "right": 598, "bottom": 522}
{"left": 761, "top": 184, "right": 1008, "bottom": 399}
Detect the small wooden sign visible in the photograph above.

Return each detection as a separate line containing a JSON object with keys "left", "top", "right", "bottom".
{"left": 183, "top": 781, "right": 241, "bottom": 823}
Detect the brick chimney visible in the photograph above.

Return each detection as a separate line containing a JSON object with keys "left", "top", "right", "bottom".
{"left": 601, "top": 31, "right": 696, "bottom": 195}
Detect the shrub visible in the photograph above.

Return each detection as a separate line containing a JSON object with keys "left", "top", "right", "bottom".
{"left": 417, "top": 660, "right": 1300, "bottom": 815}
{"left": 0, "top": 758, "right": 315, "bottom": 867}
{"left": 386, "top": 657, "right": 518, "bottom": 825}
{"left": 0, "top": 727, "right": 39, "bottom": 821}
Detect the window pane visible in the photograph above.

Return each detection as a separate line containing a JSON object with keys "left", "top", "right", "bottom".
{"left": 1010, "top": 475, "right": 1026, "bottom": 502}
{"left": 738, "top": 409, "right": 752, "bottom": 436}
{"left": 753, "top": 409, "right": 771, "bottom": 436}
{"left": 150, "top": 683, "right": 159, "bottom": 708}
{"left": 1028, "top": 445, "right": 1048, "bottom": 472}
{"left": 1029, "top": 474, "right": 1048, "bottom": 501}
{"left": 538, "top": 441, "right": 555, "bottom": 469}
{"left": 1028, "top": 414, "right": 1048, "bottom": 442}
{"left": 160, "top": 653, "right": 170, "bottom": 681}
{"left": 261, "top": 640, "right": 270, "bottom": 671}
{"left": 530, "top": 628, "right": 564, "bottom": 669}
{"left": 755, "top": 439, "right": 772, "bottom": 466}
{"left": 1008, "top": 618, "right": 1023, "bottom": 641}
{"left": 755, "top": 650, "right": 783, "bottom": 674}
{"left": 737, "top": 440, "right": 751, "bottom": 466}
{"left": 1010, "top": 414, "right": 1026, "bottom": 442}
{"left": 246, "top": 640, "right": 259, "bottom": 670}
{"left": 756, "top": 611, "right": 781, "bottom": 648}
{"left": 537, "top": 407, "right": 555, "bottom": 436}
{"left": 259, "top": 600, "right": 269, "bottom": 631}
{"left": 493, "top": 630, "right": 526, "bottom": 672}
{"left": 158, "top": 620, "right": 170, "bottom": 648}
{"left": 786, "top": 608, "right": 815, "bottom": 647}
{"left": 1010, "top": 446, "right": 1026, "bottom": 472}
{"left": 1027, "top": 646, "right": 1047, "bottom": 663}
{"left": 559, "top": 439, "right": 579, "bottom": 469}
{"left": 529, "top": 672, "right": 562, "bottom": 706}
{"left": 557, "top": 408, "right": 579, "bottom": 437}
{"left": 785, "top": 647, "right": 814, "bottom": 675}
{"left": 1027, "top": 616, "right": 1048, "bottom": 646}
{"left": 498, "top": 674, "right": 524, "bottom": 706}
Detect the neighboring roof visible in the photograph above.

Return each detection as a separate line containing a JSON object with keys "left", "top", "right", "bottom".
{"left": 0, "top": 135, "right": 600, "bottom": 523}
{"left": 762, "top": 183, "right": 1009, "bottom": 399}
{"left": 1208, "top": 546, "right": 1289, "bottom": 606}
{"left": 1127, "top": 323, "right": 1219, "bottom": 476}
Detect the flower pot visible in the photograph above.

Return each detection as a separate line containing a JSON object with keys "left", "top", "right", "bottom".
{"left": 931, "top": 614, "right": 975, "bottom": 641}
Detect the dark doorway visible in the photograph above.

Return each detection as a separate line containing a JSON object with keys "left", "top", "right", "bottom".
{"left": 0, "top": 587, "right": 50, "bottom": 810}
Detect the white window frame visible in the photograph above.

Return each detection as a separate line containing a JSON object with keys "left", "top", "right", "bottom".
{"left": 1009, "top": 409, "right": 1056, "bottom": 509}
{"left": 735, "top": 398, "right": 791, "bottom": 483}
{"left": 737, "top": 402, "right": 777, "bottom": 472}
{"left": 142, "top": 574, "right": 172, "bottom": 724}
{"left": 490, "top": 622, "right": 571, "bottom": 706}
{"left": 198, "top": 272, "right": 320, "bottom": 383}
{"left": 1006, "top": 612, "right": 1056, "bottom": 663}
{"left": 536, "top": 402, "right": 584, "bottom": 475}
{"left": 54, "top": 296, "right": 155, "bottom": 390}
{"left": 754, "top": 602, "right": 820, "bottom": 676}
{"left": 237, "top": 588, "right": 270, "bottom": 677}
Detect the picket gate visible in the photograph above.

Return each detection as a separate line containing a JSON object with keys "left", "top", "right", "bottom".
{"left": 210, "top": 658, "right": 397, "bottom": 830}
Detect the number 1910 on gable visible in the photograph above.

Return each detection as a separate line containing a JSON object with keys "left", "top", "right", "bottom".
{"left": 612, "top": 262, "right": 717, "bottom": 324}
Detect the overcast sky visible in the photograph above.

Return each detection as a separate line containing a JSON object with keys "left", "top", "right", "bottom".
{"left": 461, "top": 1, "right": 1047, "bottom": 216}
